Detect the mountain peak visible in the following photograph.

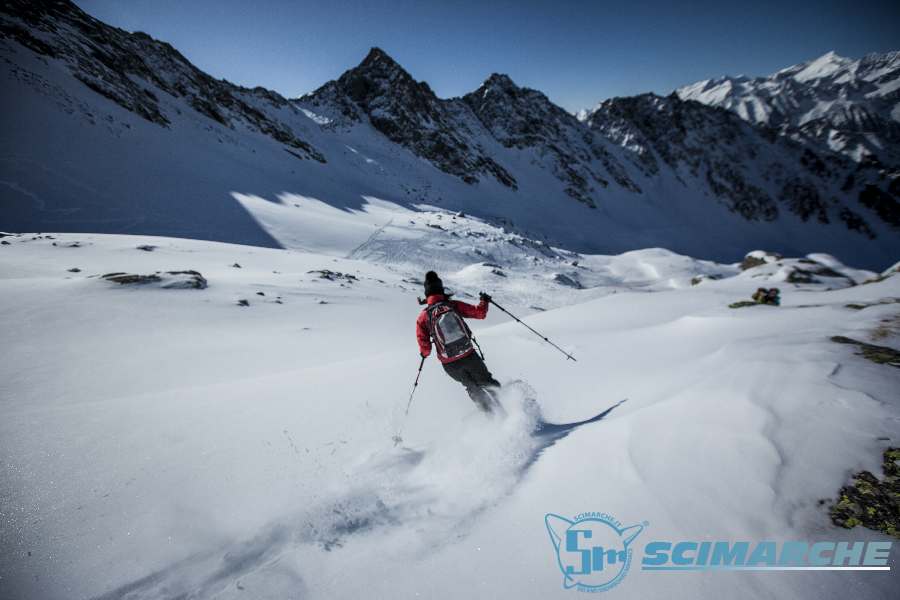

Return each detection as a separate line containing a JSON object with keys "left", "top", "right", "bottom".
{"left": 359, "top": 46, "right": 400, "bottom": 70}
{"left": 339, "top": 46, "right": 418, "bottom": 90}
{"left": 784, "top": 49, "right": 853, "bottom": 82}
{"left": 810, "top": 49, "right": 852, "bottom": 67}
{"left": 482, "top": 73, "right": 518, "bottom": 89}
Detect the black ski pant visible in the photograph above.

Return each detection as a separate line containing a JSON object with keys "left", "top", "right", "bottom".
{"left": 442, "top": 352, "right": 501, "bottom": 412}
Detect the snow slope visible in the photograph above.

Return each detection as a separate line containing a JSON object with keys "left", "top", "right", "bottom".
{"left": 1, "top": 231, "right": 898, "bottom": 599}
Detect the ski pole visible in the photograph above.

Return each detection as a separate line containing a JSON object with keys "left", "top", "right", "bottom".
{"left": 472, "top": 335, "right": 485, "bottom": 360}
{"left": 393, "top": 355, "right": 426, "bottom": 445}
{"left": 488, "top": 299, "right": 577, "bottom": 362}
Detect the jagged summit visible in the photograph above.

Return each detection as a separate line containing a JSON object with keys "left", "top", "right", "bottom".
{"left": 304, "top": 46, "right": 433, "bottom": 110}
{"left": 478, "top": 73, "right": 520, "bottom": 92}
{"left": 677, "top": 49, "right": 900, "bottom": 166}
{"left": 301, "top": 45, "right": 516, "bottom": 188}
{"left": 350, "top": 46, "right": 416, "bottom": 83}
{"left": 777, "top": 50, "right": 852, "bottom": 81}
{"left": 462, "top": 74, "right": 640, "bottom": 204}
{"left": 361, "top": 46, "right": 391, "bottom": 63}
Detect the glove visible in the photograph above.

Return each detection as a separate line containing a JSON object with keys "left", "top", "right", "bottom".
{"left": 479, "top": 292, "right": 492, "bottom": 303}
{"left": 420, "top": 351, "right": 429, "bottom": 359}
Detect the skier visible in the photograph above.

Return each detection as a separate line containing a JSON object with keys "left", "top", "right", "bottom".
{"left": 416, "top": 271, "right": 501, "bottom": 413}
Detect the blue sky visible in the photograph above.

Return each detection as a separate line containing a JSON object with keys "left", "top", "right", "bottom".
{"left": 75, "top": 0, "right": 899, "bottom": 113}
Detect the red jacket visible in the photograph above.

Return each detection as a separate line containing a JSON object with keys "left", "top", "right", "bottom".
{"left": 417, "top": 294, "right": 488, "bottom": 363}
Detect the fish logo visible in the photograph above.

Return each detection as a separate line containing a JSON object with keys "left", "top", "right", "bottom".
{"left": 545, "top": 512, "right": 644, "bottom": 592}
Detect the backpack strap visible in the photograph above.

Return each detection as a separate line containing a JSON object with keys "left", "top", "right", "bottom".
{"left": 425, "top": 300, "right": 448, "bottom": 339}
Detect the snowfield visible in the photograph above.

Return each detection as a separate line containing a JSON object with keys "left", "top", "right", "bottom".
{"left": 1, "top": 225, "right": 898, "bottom": 599}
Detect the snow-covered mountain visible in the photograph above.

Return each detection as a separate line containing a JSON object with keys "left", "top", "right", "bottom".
{"left": 585, "top": 93, "right": 885, "bottom": 229}
{"left": 677, "top": 50, "right": 900, "bottom": 166}
{"left": 1, "top": 0, "right": 324, "bottom": 161}
{"left": 460, "top": 73, "right": 640, "bottom": 204}
{"left": 301, "top": 48, "right": 516, "bottom": 188}
{"left": 1, "top": 1, "right": 898, "bottom": 269}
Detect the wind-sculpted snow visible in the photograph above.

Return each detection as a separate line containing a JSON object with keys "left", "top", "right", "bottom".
{"left": 88, "top": 383, "right": 600, "bottom": 600}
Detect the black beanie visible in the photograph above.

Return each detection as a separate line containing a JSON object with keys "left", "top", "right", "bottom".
{"left": 424, "top": 271, "right": 444, "bottom": 297}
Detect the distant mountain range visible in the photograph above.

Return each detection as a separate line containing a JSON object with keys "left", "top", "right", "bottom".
{"left": 677, "top": 50, "right": 900, "bottom": 167}
{"left": 1, "top": 0, "right": 898, "bottom": 268}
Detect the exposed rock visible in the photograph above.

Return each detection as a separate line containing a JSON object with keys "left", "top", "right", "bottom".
{"left": 740, "top": 251, "right": 781, "bottom": 270}
{"left": 786, "top": 268, "right": 818, "bottom": 284}
{"left": 308, "top": 269, "right": 357, "bottom": 282}
{"left": 829, "top": 447, "right": 900, "bottom": 538}
{"left": 585, "top": 93, "right": 892, "bottom": 230}
{"left": 728, "top": 300, "right": 759, "bottom": 309}
{"left": 463, "top": 73, "right": 638, "bottom": 205}
{"left": 103, "top": 272, "right": 161, "bottom": 285}
{"left": 301, "top": 48, "right": 512, "bottom": 186}
{"left": 136, "top": 245, "right": 156, "bottom": 252}
{"left": 872, "top": 314, "right": 900, "bottom": 342}
{"left": 237, "top": 299, "right": 249, "bottom": 307}
{"left": 553, "top": 273, "right": 583, "bottom": 289}
{"left": 859, "top": 184, "right": 900, "bottom": 227}
{"left": 102, "top": 270, "right": 206, "bottom": 289}
{"left": 785, "top": 262, "right": 855, "bottom": 286}
{"left": 0, "top": 0, "right": 324, "bottom": 161}
{"left": 831, "top": 336, "right": 900, "bottom": 368}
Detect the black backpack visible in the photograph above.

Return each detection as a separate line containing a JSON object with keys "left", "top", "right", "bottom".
{"left": 426, "top": 300, "right": 475, "bottom": 361}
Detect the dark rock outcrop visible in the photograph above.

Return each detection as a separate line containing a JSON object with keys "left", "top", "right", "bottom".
{"left": 302, "top": 48, "right": 513, "bottom": 186}
{"left": 0, "top": 0, "right": 324, "bottom": 161}
{"left": 102, "top": 270, "right": 207, "bottom": 289}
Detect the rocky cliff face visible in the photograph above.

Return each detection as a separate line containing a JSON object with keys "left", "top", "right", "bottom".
{"left": 301, "top": 48, "right": 515, "bottom": 188}
{"left": 586, "top": 93, "right": 892, "bottom": 236}
{"left": 0, "top": 0, "right": 324, "bottom": 161}
{"left": 462, "top": 74, "right": 639, "bottom": 206}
